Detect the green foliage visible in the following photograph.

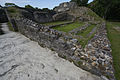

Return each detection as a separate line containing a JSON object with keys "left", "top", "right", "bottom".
{"left": 106, "top": 22, "right": 120, "bottom": 80}
{"left": 71, "top": 0, "right": 89, "bottom": 6}
{"left": 78, "top": 61, "right": 82, "bottom": 65}
{"left": 7, "top": 22, "right": 14, "bottom": 31}
{"left": 35, "top": 7, "right": 39, "bottom": 10}
{"left": 7, "top": 7, "right": 16, "bottom": 13}
{"left": 88, "top": 0, "right": 120, "bottom": 21}
{"left": 52, "top": 22, "right": 84, "bottom": 32}
{"left": 87, "top": 8, "right": 103, "bottom": 21}
{"left": 88, "top": 0, "right": 104, "bottom": 18}
{"left": 7, "top": 7, "right": 21, "bottom": 18}
{"left": 76, "top": 24, "right": 97, "bottom": 47}
{"left": 76, "top": 24, "right": 96, "bottom": 37}
{"left": 25, "top": 5, "right": 34, "bottom": 9}
{"left": 42, "top": 8, "right": 52, "bottom": 12}
{"left": 5, "top": 3, "right": 15, "bottom": 6}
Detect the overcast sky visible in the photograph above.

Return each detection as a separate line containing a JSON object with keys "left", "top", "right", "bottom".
{"left": 0, "top": 0, "right": 93, "bottom": 9}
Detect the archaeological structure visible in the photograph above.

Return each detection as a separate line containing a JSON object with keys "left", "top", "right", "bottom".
{"left": 0, "top": 2, "right": 116, "bottom": 80}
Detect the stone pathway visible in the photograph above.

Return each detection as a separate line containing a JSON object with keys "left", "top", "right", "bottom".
{"left": 0, "top": 23, "right": 101, "bottom": 80}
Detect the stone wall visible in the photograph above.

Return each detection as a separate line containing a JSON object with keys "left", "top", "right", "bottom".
{"left": 0, "top": 8, "right": 8, "bottom": 23}
{"left": 15, "top": 18, "right": 115, "bottom": 80}
{"left": 54, "top": 2, "right": 99, "bottom": 22}
{"left": 10, "top": 6, "right": 56, "bottom": 23}
{"left": 54, "top": 2, "right": 77, "bottom": 12}
{"left": 69, "top": 22, "right": 90, "bottom": 34}
{"left": 33, "top": 11, "right": 54, "bottom": 23}
{"left": 84, "top": 23, "right": 115, "bottom": 80}
{"left": 53, "top": 12, "right": 74, "bottom": 21}
{"left": 46, "top": 21, "right": 73, "bottom": 28}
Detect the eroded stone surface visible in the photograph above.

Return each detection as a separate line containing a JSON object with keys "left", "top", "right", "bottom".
{"left": 0, "top": 23, "right": 102, "bottom": 80}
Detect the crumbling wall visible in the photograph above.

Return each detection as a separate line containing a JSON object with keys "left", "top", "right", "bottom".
{"left": 15, "top": 18, "right": 115, "bottom": 80}
{"left": 0, "top": 9, "right": 8, "bottom": 23}
{"left": 33, "top": 11, "right": 54, "bottom": 23}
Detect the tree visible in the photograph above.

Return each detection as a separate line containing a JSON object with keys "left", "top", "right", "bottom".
{"left": 5, "top": 3, "right": 16, "bottom": 7}
{"left": 71, "top": 0, "right": 89, "bottom": 6}
{"left": 35, "top": 7, "right": 39, "bottom": 10}
{"left": 88, "top": 0, "right": 120, "bottom": 21}
{"left": 25, "top": 5, "right": 34, "bottom": 9}
{"left": 42, "top": 8, "right": 50, "bottom": 12}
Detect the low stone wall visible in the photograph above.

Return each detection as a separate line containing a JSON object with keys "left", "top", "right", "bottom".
{"left": 46, "top": 21, "right": 73, "bottom": 28}
{"left": 86, "top": 26, "right": 97, "bottom": 37}
{"left": 15, "top": 18, "right": 115, "bottom": 80}
{"left": 0, "top": 8, "right": 8, "bottom": 23}
{"left": 84, "top": 23, "right": 115, "bottom": 79}
{"left": 69, "top": 22, "right": 90, "bottom": 34}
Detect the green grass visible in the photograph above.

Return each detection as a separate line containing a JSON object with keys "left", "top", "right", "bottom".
{"left": 52, "top": 22, "right": 84, "bottom": 32}
{"left": 87, "top": 8, "right": 103, "bottom": 21}
{"left": 7, "top": 22, "right": 14, "bottom": 31}
{"left": 106, "top": 22, "right": 120, "bottom": 80}
{"left": 52, "top": 22, "right": 96, "bottom": 47}
{"left": 111, "top": 22, "right": 120, "bottom": 26}
{"left": 7, "top": 7, "right": 21, "bottom": 18}
{"left": 76, "top": 24, "right": 96, "bottom": 37}
{"left": 77, "top": 31, "right": 96, "bottom": 48}
{"left": 7, "top": 7, "right": 17, "bottom": 13}
{"left": 76, "top": 24, "right": 96, "bottom": 47}
{"left": 42, "top": 21, "right": 70, "bottom": 25}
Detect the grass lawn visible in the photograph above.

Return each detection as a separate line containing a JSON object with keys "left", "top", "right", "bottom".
{"left": 52, "top": 22, "right": 84, "bottom": 33}
{"left": 42, "top": 21, "right": 70, "bottom": 25}
{"left": 75, "top": 24, "right": 96, "bottom": 47}
{"left": 7, "top": 7, "right": 21, "bottom": 18}
{"left": 76, "top": 24, "right": 96, "bottom": 37}
{"left": 87, "top": 9, "right": 103, "bottom": 21}
{"left": 77, "top": 32, "right": 96, "bottom": 48}
{"left": 106, "top": 22, "right": 120, "bottom": 80}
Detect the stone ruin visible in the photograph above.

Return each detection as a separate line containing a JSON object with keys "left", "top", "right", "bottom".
{"left": 5, "top": 2, "right": 116, "bottom": 80}
{"left": 0, "top": 8, "right": 8, "bottom": 23}
{"left": 17, "top": 2, "right": 96, "bottom": 24}
{"left": 14, "top": 17, "right": 115, "bottom": 80}
{"left": 54, "top": 2, "right": 95, "bottom": 22}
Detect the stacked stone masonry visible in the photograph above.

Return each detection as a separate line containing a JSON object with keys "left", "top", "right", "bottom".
{"left": 15, "top": 18, "right": 115, "bottom": 80}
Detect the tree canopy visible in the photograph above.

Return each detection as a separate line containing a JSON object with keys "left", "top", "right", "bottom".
{"left": 5, "top": 3, "right": 16, "bottom": 7}
{"left": 88, "top": 0, "right": 120, "bottom": 21}
{"left": 25, "top": 5, "right": 34, "bottom": 9}
{"left": 71, "top": 0, "right": 89, "bottom": 6}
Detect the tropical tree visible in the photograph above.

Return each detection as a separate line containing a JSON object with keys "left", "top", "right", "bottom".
{"left": 25, "top": 5, "right": 34, "bottom": 9}
{"left": 5, "top": 3, "right": 16, "bottom": 7}
{"left": 88, "top": 0, "right": 120, "bottom": 21}
{"left": 71, "top": 0, "right": 89, "bottom": 6}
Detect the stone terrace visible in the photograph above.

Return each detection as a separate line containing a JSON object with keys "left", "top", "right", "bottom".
{"left": 15, "top": 17, "right": 115, "bottom": 80}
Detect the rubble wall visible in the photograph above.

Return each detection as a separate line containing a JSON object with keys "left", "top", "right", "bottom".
{"left": 0, "top": 9, "right": 8, "bottom": 23}
{"left": 15, "top": 18, "right": 115, "bottom": 80}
